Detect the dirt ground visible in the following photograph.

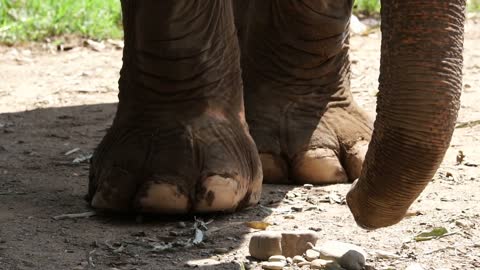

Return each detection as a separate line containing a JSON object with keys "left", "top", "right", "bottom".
{"left": 1, "top": 17, "right": 479, "bottom": 270}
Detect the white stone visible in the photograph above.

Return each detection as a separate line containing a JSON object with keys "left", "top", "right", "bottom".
{"left": 268, "top": 255, "right": 286, "bottom": 262}
{"left": 310, "top": 259, "right": 333, "bottom": 269}
{"left": 249, "top": 230, "right": 319, "bottom": 260}
{"left": 185, "top": 258, "right": 220, "bottom": 267}
{"left": 261, "top": 261, "right": 286, "bottom": 270}
{"left": 249, "top": 231, "right": 282, "bottom": 260}
{"left": 406, "top": 263, "right": 425, "bottom": 270}
{"left": 298, "top": 261, "right": 311, "bottom": 267}
{"left": 305, "top": 249, "right": 320, "bottom": 261}
{"left": 293, "top": 255, "right": 306, "bottom": 263}
{"left": 310, "top": 259, "right": 345, "bottom": 270}
{"left": 315, "top": 241, "right": 366, "bottom": 270}
{"left": 350, "top": 15, "right": 367, "bottom": 35}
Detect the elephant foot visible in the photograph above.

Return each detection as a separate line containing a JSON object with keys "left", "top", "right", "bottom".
{"left": 242, "top": 0, "right": 372, "bottom": 185}
{"left": 87, "top": 111, "right": 262, "bottom": 214}
{"left": 86, "top": 1, "right": 263, "bottom": 214}
{"left": 246, "top": 92, "right": 372, "bottom": 185}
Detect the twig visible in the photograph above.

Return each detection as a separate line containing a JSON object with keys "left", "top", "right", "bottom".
{"left": 424, "top": 246, "right": 455, "bottom": 255}
{"left": 52, "top": 211, "right": 96, "bottom": 220}
{"left": 88, "top": 249, "right": 96, "bottom": 267}
{"left": 456, "top": 120, "right": 480, "bottom": 128}
{"left": 64, "top": 148, "right": 81, "bottom": 156}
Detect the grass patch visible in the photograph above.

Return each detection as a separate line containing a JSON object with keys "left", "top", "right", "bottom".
{"left": 354, "top": 0, "right": 480, "bottom": 15}
{"left": 469, "top": 0, "right": 480, "bottom": 12}
{"left": 354, "top": 0, "right": 381, "bottom": 16}
{"left": 1, "top": 0, "right": 479, "bottom": 44}
{"left": 0, "top": 0, "right": 122, "bottom": 44}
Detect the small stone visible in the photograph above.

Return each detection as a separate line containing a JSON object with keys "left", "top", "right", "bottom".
{"left": 293, "top": 255, "right": 306, "bottom": 263}
{"left": 291, "top": 206, "right": 303, "bottom": 212}
{"left": 305, "top": 249, "right": 320, "bottom": 261}
{"left": 261, "top": 261, "right": 286, "bottom": 270}
{"left": 311, "top": 259, "right": 335, "bottom": 269}
{"left": 85, "top": 39, "right": 106, "bottom": 51}
{"left": 406, "top": 263, "right": 425, "bottom": 270}
{"left": 249, "top": 231, "right": 283, "bottom": 260}
{"left": 315, "top": 241, "right": 367, "bottom": 270}
{"left": 214, "top": 247, "right": 229, "bottom": 254}
{"left": 286, "top": 257, "right": 293, "bottom": 264}
{"left": 185, "top": 258, "right": 221, "bottom": 267}
{"left": 371, "top": 250, "right": 400, "bottom": 259}
{"left": 303, "top": 184, "right": 313, "bottom": 190}
{"left": 298, "top": 261, "right": 311, "bottom": 267}
{"left": 268, "top": 255, "right": 286, "bottom": 262}
{"left": 177, "top": 221, "right": 187, "bottom": 228}
{"left": 249, "top": 230, "right": 319, "bottom": 260}
{"left": 350, "top": 15, "right": 367, "bottom": 35}
{"left": 280, "top": 231, "right": 319, "bottom": 258}
{"left": 455, "top": 219, "right": 473, "bottom": 228}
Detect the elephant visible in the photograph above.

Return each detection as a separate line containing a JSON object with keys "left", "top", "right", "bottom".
{"left": 86, "top": 0, "right": 466, "bottom": 229}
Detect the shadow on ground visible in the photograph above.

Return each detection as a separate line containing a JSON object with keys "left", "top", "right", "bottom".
{"left": 0, "top": 103, "right": 301, "bottom": 270}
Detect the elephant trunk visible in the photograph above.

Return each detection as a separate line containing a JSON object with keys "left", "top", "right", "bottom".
{"left": 347, "top": 0, "right": 466, "bottom": 229}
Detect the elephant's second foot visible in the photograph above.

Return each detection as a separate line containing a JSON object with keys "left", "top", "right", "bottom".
{"left": 246, "top": 93, "right": 372, "bottom": 185}
{"left": 241, "top": 0, "right": 372, "bottom": 185}
{"left": 87, "top": 113, "right": 262, "bottom": 214}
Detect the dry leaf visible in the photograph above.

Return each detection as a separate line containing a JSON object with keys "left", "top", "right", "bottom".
{"left": 414, "top": 227, "right": 448, "bottom": 242}
{"left": 245, "top": 221, "right": 271, "bottom": 230}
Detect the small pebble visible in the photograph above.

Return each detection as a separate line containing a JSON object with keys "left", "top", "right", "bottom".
{"left": 268, "top": 255, "right": 286, "bottom": 262}
{"left": 214, "top": 247, "right": 229, "bottom": 254}
{"left": 249, "top": 230, "right": 319, "bottom": 260}
{"left": 281, "top": 231, "right": 320, "bottom": 258}
{"left": 406, "top": 263, "right": 425, "bottom": 270}
{"left": 261, "top": 261, "right": 286, "bottom": 270}
{"left": 303, "top": 184, "right": 313, "bottom": 190}
{"left": 293, "top": 255, "right": 306, "bottom": 263}
{"left": 177, "top": 221, "right": 187, "bottom": 228}
{"left": 455, "top": 220, "right": 473, "bottom": 228}
{"left": 298, "top": 261, "right": 311, "bottom": 267}
{"left": 305, "top": 249, "right": 320, "bottom": 261}
{"left": 185, "top": 259, "right": 220, "bottom": 267}
{"left": 310, "top": 259, "right": 335, "bottom": 269}
{"left": 291, "top": 206, "right": 303, "bottom": 212}
{"left": 315, "top": 241, "right": 366, "bottom": 270}
{"left": 286, "top": 257, "right": 293, "bottom": 264}
{"left": 249, "top": 231, "right": 282, "bottom": 260}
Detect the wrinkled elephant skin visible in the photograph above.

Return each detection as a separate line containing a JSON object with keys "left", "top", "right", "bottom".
{"left": 87, "top": 0, "right": 465, "bottom": 228}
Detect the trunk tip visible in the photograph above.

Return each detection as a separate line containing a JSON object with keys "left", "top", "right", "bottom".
{"left": 346, "top": 179, "right": 406, "bottom": 230}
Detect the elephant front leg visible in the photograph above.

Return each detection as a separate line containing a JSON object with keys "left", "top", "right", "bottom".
{"left": 241, "top": 0, "right": 372, "bottom": 184}
{"left": 87, "top": 0, "right": 262, "bottom": 214}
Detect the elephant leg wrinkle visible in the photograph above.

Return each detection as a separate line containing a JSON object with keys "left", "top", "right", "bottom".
{"left": 88, "top": 0, "right": 262, "bottom": 214}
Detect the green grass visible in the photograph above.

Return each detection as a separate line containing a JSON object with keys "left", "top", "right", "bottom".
{"left": 354, "top": 0, "right": 381, "bottom": 16}
{"left": 0, "top": 0, "right": 122, "bottom": 44}
{"left": 1, "top": 0, "right": 479, "bottom": 44}
{"left": 469, "top": 0, "right": 480, "bottom": 12}
{"left": 353, "top": 0, "right": 480, "bottom": 14}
